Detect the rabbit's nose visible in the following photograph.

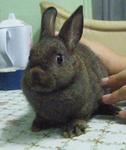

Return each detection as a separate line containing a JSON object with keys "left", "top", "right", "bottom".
{"left": 29, "top": 67, "right": 47, "bottom": 84}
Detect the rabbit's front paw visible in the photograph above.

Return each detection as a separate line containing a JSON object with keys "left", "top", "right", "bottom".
{"left": 63, "top": 119, "right": 87, "bottom": 138}
{"left": 31, "top": 116, "right": 46, "bottom": 132}
{"left": 31, "top": 118, "right": 42, "bottom": 132}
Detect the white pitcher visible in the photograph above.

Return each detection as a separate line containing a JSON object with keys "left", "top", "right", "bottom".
{"left": 0, "top": 13, "right": 32, "bottom": 69}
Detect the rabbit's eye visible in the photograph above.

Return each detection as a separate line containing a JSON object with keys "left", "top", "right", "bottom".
{"left": 56, "top": 53, "right": 64, "bottom": 65}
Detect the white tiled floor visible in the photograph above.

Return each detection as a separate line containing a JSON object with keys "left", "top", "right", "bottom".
{"left": 0, "top": 90, "right": 126, "bottom": 150}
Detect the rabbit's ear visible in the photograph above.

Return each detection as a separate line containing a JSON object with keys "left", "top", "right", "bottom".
{"left": 40, "top": 7, "right": 57, "bottom": 40}
{"left": 59, "top": 6, "right": 83, "bottom": 50}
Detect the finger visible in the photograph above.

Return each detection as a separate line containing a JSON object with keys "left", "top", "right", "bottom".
{"left": 55, "top": 31, "right": 58, "bottom": 35}
{"left": 102, "top": 70, "right": 126, "bottom": 88}
{"left": 102, "top": 85, "right": 126, "bottom": 104}
{"left": 118, "top": 110, "right": 126, "bottom": 119}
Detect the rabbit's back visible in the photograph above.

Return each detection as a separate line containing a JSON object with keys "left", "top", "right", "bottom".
{"left": 73, "top": 43, "right": 109, "bottom": 115}
{"left": 76, "top": 43, "right": 108, "bottom": 80}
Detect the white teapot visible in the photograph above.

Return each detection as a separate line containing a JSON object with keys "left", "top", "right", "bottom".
{"left": 0, "top": 13, "right": 32, "bottom": 69}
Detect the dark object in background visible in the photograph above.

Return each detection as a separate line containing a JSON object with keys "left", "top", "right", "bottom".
{"left": 22, "top": 6, "right": 120, "bottom": 138}
{"left": 0, "top": 69, "right": 24, "bottom": 90}
{"left": 92, "top": 0, "right": 126, "bottom": 20}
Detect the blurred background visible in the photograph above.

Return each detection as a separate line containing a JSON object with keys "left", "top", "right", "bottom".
{"left": 0, "top": 0, "right": 125, "bottom": 42}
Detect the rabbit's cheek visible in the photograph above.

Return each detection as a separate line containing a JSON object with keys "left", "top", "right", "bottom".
{"left": 40, "top": 77, "right": 56, "bottom": 89}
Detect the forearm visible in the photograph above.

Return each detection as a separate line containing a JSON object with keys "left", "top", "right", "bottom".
{"left": 81, "top": 37, "right": 126, "bottom": 75}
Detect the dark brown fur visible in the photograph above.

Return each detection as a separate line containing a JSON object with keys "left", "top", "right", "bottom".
{"left": 22, "top": 6, "right": 120, "bottom": 138}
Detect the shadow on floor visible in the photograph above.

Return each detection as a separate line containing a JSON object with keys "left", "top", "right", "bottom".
{"left": 1, "top": 109, "right": 62, "bottom": 144}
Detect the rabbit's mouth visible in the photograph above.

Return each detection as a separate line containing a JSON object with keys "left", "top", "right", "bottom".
{"left": 28, "top": 67, "right": 76, "bottom": 93}
{"left": 31, "top": 74, "right": 76, "bottom": 94}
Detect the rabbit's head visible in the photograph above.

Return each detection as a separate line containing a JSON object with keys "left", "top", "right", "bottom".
{"left": 27, "top": 6, "right": 83, "bottom": 93}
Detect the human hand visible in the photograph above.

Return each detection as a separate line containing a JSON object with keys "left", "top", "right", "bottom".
{"left": 102, "top": 69, "right": 126, "bottom": 119}
{"left": 81, "top": 38, "right": 126, "bottom": 75}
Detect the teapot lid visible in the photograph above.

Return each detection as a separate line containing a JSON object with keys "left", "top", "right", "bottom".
{"left": 0, "top": 13, "right": 26, "bottom": 28}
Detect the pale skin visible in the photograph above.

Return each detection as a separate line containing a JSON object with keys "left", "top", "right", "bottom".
{"left": 81, "top": 37, "right": 126, "bottom": 119}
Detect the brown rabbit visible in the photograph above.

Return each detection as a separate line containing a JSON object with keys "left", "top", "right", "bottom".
{"left": 22, "top": 6, "right": 120, "bottom": 138}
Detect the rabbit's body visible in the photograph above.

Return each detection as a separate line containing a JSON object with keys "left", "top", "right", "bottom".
{"left": 22, "top": 6, "right": 119, "bottom": 137}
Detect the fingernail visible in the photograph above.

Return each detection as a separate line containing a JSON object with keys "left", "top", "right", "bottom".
{"left": 118, "top": 111, "right": 126, "bottom": 119}
{"left": 102, "top": 94, "right": 112, "bottom": 104}
{"left": 101, "top": 77, "right": 109, "bottom": 85}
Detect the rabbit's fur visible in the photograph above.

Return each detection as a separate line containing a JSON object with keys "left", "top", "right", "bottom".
{"left": 22, "top": 6, "right": 119, "bottom": 138}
